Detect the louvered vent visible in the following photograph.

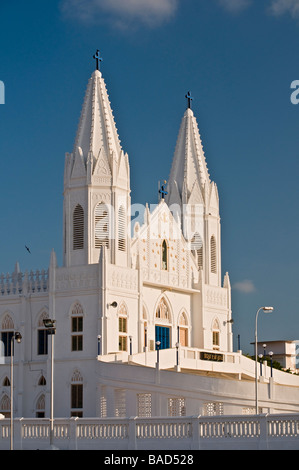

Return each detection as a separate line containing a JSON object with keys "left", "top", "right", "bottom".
{"left": 73, "top": 204, "right": 84, "bottom": 250}
{"left": 210, "top": 235, "right": 217, "bottom": 274}
{"left": 191, "top": 233, "right": 203, "bottom": 270}
{"left": 95, "top": 203, "right": 110, "bottom": 249}
{"left": 118, "top": 206, "right": 126, "bottom": 252}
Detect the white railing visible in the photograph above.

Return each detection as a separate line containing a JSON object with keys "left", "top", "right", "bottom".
{"left": 0, "top": 414, "right": 299, "bottom": 450}
{"left": 0, "top": 269, "right": 49, "bottom": 296}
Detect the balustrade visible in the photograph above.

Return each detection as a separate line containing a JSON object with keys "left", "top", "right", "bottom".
{"left": 0, "top": 414, "right": 298, "bottom": 450}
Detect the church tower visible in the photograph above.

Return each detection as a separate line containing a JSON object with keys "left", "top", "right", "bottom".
{"left": 63, "top": 52, "right": 131, "bottom": 268}
{"left": 166, "top": 93, "right": 221, "bottom": 287}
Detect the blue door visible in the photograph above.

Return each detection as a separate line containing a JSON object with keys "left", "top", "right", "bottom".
{"left": 155, "top": 326, "right": 170, "bottom": 350}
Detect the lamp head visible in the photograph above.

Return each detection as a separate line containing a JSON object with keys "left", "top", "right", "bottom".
{"left": 43, "top": 318, "right": 56, "bottom": 328}
{"left": 15, "top": 332, "right": 22, "bottom": 343}
{"left": 262, "top": 306, "right": 274, "bottom": 312}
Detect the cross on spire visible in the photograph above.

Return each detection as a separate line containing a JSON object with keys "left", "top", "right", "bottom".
{"left": 159, "top": 180, "right": 168, "bottom": 200}
{"left": 185, "top": 91, "right": 193, "bottom": 109}
{"left": 93, "top": 50, "right": 103, "bottom": 71}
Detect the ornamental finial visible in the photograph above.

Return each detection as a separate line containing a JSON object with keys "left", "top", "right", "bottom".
{"left": 93, "top": 50, "right": 103, "bottom": 71}
{"left": 185, "top": 91, "right": 193, "bottom": 109}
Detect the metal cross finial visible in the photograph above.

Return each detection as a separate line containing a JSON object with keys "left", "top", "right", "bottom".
{"left": 185, "top": 91, "right": 193, "bottom": 109}
{"left": 93, "top": 50, "right": 103, "bottom": 71}
{"left": 159, "top": 180, "right": 168, "bottom": 200}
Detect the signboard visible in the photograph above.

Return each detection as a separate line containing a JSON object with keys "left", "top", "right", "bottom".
{"left": 200, "top": 352, "right": 224, "bottom": 362}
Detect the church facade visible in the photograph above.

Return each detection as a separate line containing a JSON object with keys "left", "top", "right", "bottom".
{"left": 1, "top": 59, "right": 299, "bottom": 420}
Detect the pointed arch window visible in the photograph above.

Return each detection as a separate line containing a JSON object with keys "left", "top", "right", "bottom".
{"left": 162, "top": 240, "right": 168, "bottom": 271}
{"left": 37, "top": 312, "right": 49, "bottom": 356}
{"left": 178, "top": 312, "right": 189, "bottom": 347}
{"left": 155, "top": 298, "right": 171, "bottom": 349}
{"left": 1, "top": 314, "right": 14, "bottom": 357}
{"left": 210, "top": 236, "right": 217, "bottom": 274}
{"left": 95, "top": 203, "right": 110, "bottom": 249}
{"left": 73, "top": 204, "right": 84, "bottom": 250}
{"left": 36, "top": 394, "right": 46, "bottom": 418}
{"left": 71, "top": 302, "right": 83, "bottom": 352}
{"left": 71, "top": 370, "right": 83, "bottom": 417}
{"left": 156, "top": 298, "right": 170, "bottom": 323}
{"left": 38, "top": 375, "right": 46, "bottom": 386}
{"left": 191, "top": 233, "right": 203, "bottom": 270}
{"left": 212, "top": 319, "right": 220, "bottom": 350}
{"left": 0, "top": 395, "right": 10, "bottom": 418}
{"left": 118, "top": 303, "right": 128, "bottom": 352}
{"left": 118, "top": 205, "right": 126, "bottom": 252}
{"left": 3, "top": 377, "right": 10, "bottom": 387}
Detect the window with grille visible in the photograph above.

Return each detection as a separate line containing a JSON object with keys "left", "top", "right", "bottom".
{"left": 137, "top": 393, "right": 152, "bottom": 417}
{"left": 100, "top": 392, "right": 107, "bottom": 418}
{"left": 118, "top": 205, "right": 126, "bottom": 252}
{"left": 73, "top": 204, "right": 84, "bottom": 250}
{"left": 115, "top": 389, "right": 126, "bottom": 417}
{"left": 95, "top": 203, "right": 110, "bottom": 249}
{"left": 203, "top": 402, "right": 223, "bottom": 416}
{"left": 168, "top": 397, "right": 186, "bottom": 417}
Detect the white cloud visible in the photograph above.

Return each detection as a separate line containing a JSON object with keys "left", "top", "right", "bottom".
{"left": 233, "top": 279, "right": 256, "bottom": 294}
{"left": 217, "top": 0, "right": 252, "bottom": 14}
{"left": 60, "top": 0, "right": 179, "bottom": 28}
{"left": 270, "top": 0, "right": 299, "bottom": 19}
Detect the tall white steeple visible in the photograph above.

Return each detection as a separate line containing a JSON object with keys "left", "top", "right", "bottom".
{"left": 166, "top": 93, "right": 221, "bottom": 286}
{"left": 63, "top": 52, "right": 131, "bottom": 267}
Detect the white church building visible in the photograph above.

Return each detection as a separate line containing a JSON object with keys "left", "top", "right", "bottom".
{"left": 1, "top": 56, "right": 299, "bottom": 422}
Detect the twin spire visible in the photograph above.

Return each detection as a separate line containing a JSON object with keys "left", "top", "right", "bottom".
{"left": 72, "top": 51, "right": 211, "bottom": 207}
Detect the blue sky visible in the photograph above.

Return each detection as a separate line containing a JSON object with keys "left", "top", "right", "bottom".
{"left": 0, "top": 0, "right": 299, "bottom": 354}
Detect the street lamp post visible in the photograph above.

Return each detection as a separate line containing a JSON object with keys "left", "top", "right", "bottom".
{"left": 269, "top": 351, "right": 273, "bottom": 378}
{"left": 175, "top": 342, "right": 180, "bottom": 367}
{"left": 156, "top": 341, "right": 161, "bottom": 367}
{"left": 259, "top": 354, "right": 263, "bottom": 376}
{"left": 255, "top": 306, "right": 274, "bottom": 414}
{"left": 97, "top": 335, "right": 101, "bottom": 356}
{"left": 43, "top": 319, "right": 56, "bottom": 448}
{"left": 10, "top": 332, "right": 22, "bottom": 451}
{"left": 129, "top": 336, "right": 132, "bottom": 356}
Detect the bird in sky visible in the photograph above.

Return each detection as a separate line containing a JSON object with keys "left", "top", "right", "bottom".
{"left": 25, "top": 245, "right": 31, "bottom": 254}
